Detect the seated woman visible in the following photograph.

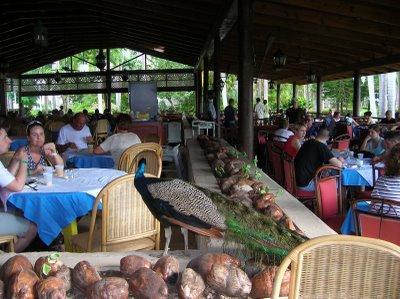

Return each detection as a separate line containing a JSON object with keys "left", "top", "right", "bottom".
{"left": 9, "top": 121, "right": 63, "bottom": 175}
{"left": 371, "top": 143, "right": 400, "bottom": 216}
{"left": 283, "top": 123, "right": 306, "bottom": 157}
{"left": 359, "top": 125, "right": 385, "bottom": 157}
{"left": 0, "top": 127, "right": 37, "bottom": 252}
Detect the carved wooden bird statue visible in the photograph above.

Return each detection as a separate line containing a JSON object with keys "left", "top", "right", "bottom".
{"left": 134, "top": 160, "right": 306, "bottom": 262}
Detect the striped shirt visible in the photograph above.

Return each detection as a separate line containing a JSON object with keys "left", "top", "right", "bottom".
{"left": 371, "top": 176, "right": 400, "bottom": 217}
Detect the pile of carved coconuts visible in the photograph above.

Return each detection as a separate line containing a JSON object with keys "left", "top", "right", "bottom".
{"left": 198, "top": 135, "right": 300, "bottom": 234}
{"left": 0, "top": 252, "right": 290, "bottom": 298}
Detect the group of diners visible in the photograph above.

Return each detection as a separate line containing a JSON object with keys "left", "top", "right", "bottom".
{"left": 0, "top": 111, "right": 142, "bottom": 252}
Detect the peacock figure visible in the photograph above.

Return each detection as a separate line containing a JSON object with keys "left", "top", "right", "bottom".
{"left": 134, "top": 160, "right": 306, "bottom": 263}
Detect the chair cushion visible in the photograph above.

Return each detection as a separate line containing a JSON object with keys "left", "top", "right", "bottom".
{"left": 296, "top": 189, "right": 315, "bottom": 199}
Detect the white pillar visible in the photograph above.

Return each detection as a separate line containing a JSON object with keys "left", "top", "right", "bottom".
{"left": 116, "top": 93, "right": 121, "bottom": 111}
{"left": 97, "top": 94, "right": 103, "bottom": 113}
{"left": 387, "top": 72, "right": 397, "bottom": 113}
{"left": 221, "top": 73, "right": 227, "bottom": 108}
{"left": 367, "top": 75, "right": 377, "bottom": 116}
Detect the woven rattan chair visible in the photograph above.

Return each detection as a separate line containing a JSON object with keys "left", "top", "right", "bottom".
{"left": 0, "top": 235, "right": 17, "bottom": 252}
{"left": 0, "top": 151, "right": 15, "bottom": 167}
{"left": 117, "top": 142, "right": 162, "bottom": 177}
{"left": 93, "top": 119, "right": 110, "bottom": 146}
{"left": 272, "top": 235, "right": 400, "bottom": 299}
{"left": 71, "top": 174, "right": 160, "bottom": 252}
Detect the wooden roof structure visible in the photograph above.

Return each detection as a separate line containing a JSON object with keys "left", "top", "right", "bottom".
{"left": 1, "top": 0, "right": 400, "bottom": 84}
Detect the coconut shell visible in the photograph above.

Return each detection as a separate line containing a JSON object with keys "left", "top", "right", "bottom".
{"left": 263, "top": 203, "right": 284, "bottom": 221}
{"left": 219, "top": 175, "right": 240, "bottom": 194}
{"left": 7, "top": 269, "right": 39, "bottom": 299}
{"left": 152, "top": 255, "right": 179, "bottom": 283}
{"left": 178, "top": 268, "right": 205, "bottom": 299}
{"left": 87, "top": 277, "right": 129, "bottom": 299}
{"left": 250, "top": 266, "right": 291, "bottom": 298}
{"left": 72, "top": 261, "right": 101, "bottom": 297}
{"left": 186, "top": 253, "right": 240, "bottom": 281}
{"left": 34, "top": 256, "right": 64, "bottom": 279}
{"left": 0, "top": 255, "right": 33, "bottom": 283}
{"left": 206, "top": 264, "right": 252, "bottom": 297}
{"left": 120, "top": 255, "right": 151, "bottom": 277}
{"left": 36, "top": 276, "right": 66, "bottom": 299}
{"left": 128, "top": 267, "right": 168, "bottom": 299}
{"left": 53, "top": 266, "right": 71, "bottom": 292}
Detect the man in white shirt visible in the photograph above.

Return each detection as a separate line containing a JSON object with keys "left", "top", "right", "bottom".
{"left": 0, "top": 127, "right": 37, "bottom": 252}
{"left": 93, "top": 114, "right": 141, "bottom": 166}
{"left": 254, "top": 98, "right": 265, "bottom": 125}
{"left": 57, "top": 112, "right": 93, "bottom": 153}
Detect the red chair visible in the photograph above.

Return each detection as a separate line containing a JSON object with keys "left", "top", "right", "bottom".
{"left": 353, "top": 199, "right": 400, "bottom": 246}
{"left": 314, "top": 165, "right": 344, "bottom": 232}
{"left": 332, "top": 134, "right": 351, "bottom": 151}
{"left": 282, "top": 153, "right": 315, "bottom": 205}
{"left": 270, "top": 141, "right": 285, "bottom": 186}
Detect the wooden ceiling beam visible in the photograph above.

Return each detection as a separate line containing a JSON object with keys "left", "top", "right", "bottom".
{"left": 253, "top": 14, "right": 400, "bottom": 51}
{"left": 258, "top": 0, "right": 400, "bottom": 26}
{"left": 254, "top": 4, "right": 400, "bottom": 40}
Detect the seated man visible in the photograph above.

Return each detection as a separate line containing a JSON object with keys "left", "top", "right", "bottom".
{"left": 380, "top": 110, "right": 396, "bottom": 124}
{"left": 273, "top": 118, "right": 293, "bottom": 142}
{"left": 295, "top": 127, "right": 344, "bottom": 191}
{"left": 372, "top": 130, "right": 400, "bottom": 164}
{"left": 93, "top": 114, "right": 141, "bottom": 166}
{"left": 57, "top": 112, "right": 93, "bottom": 153}
{"left": 0, "top": 127, "right": 37, "bottom": 252}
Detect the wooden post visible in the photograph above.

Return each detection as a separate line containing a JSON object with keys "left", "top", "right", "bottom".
{"left": 353, "top": 70, "right": 361, "bottom": 116}
{"left": 202, "top": 56, "right": 209, "bottom": 116}
{"left": 105, "top": 49, "right": 112, "bottom": 111}
{"left": 316, "top": 76, "right": 322, "bottom": 117}
{"left": 213, "top": 31, "right": 221, "bottom": 138}
{"left": 276, "top": 83, "right": 281, "bottom": 112}
{"left": 292, "top": 83, "right": 297, "bottom": 99}
{"left": 0, "top": 78, "right": 6, "bottom": 116}
{"left": 238, "top": 0, "right": 253, "bottom": 158}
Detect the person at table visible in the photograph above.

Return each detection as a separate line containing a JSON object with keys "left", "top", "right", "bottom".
{"left": 360, "top": 125, "right": 385, "bottom": 157}
{"left": 372, "top": 131, "right": 400, "bottom": 164}
{"left": 9, "top": 121, "right": 63, "bottom": 176}
{"left": 380, "top": 110, "right": 396, "bottom": 124}
{"left": 305, "top": 115, "right": 318, "bottom": 139}
{"left": 295, "top": 127, "right": 344, "bottom": 191}
{"left": 364, "top": 111, "right": 376, "bottom": 125}
{"left": 0, "top": 127, "right": 37, "bottom": 252}
{"left": 286, "top": 99, "right": 305, "bottom": 124}
{"left": 57, "top": 113, "right": 93, "bottom": 153}
{"left": 254, "top": 97, "right": 265, "bottom": 125}
{"left": 273, "top": 118, "right": 293, "bottom": 142}
{"left": 223, "top": 98, "right": 237, "bottom": 128}
{"left": 93, "top": 114, "right": 141, "bottom": 166}
{"left": 284, "top": 123, "right": 306, "bottom": 158}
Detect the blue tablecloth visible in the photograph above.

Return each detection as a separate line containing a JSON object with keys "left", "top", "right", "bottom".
{"left": 8, "top": 192, "right": 97, "bottom": 245}
{"left": 10, "top": 138, "right": 28, "bottom": 151}
{"left": 5, "top": 168, "right": 125, "bottom": 245}
{"left": 341, "top": 201, "right": 370, "bottom": 235}
{"left": 342, "top": 168, "right": 372, "bottom": 187}
{"left": 66, "top": 153, "right": 114, "bottom": 169}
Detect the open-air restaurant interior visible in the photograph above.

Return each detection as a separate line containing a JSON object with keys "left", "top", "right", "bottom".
{"left": 0, "top": 0, "right": 400, "bottom": 298}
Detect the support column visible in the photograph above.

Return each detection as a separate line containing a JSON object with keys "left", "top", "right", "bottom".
{"left": 202, "top": 56, "right": 209, "bottom": 116}
{"left": 316, "top": 76, "right": 322, "bottom": 118}
{"left": 0, "top": 78, "right": 6, "bottom": 116}
{"left": 213, "top": 31, "right": 221, "bottom": 138}
{"left": 105, "top": 48, "right": 112, "bottom": 111}
{"left": 238, "top": 0, "right": 253, "bottom": 158}
{"left": 195, "top": 70, "right": 202, "bottom": 118}
{"left": 276, "top": 83, "right": 281, "bottom": 112}
{"left": 292, "top": 83, "right": 297, "bottom": 99}
{"left": 18, "top": 78, "right": 23, "bottom": 116}
{"left": 353, "top": 70, "right": 361, "bottom": 116}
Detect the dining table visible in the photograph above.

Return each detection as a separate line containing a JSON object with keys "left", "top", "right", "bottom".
{"left": 63, "top": 150, "right": 115, "bottom": 169}
{"left": 5, "top": 168, "right": 125, "bottom": 246}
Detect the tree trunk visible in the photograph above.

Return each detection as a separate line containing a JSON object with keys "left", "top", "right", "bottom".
{"left": 221, "top": 73, "right": 228, "bottom": 108}
{"left": 97, "top": 94, "right": 103, "bottom": 113}
{"left": 379, "top": 74, "right": 387, "bottom": 117}
{"left": 367, "top": 75, "right": 377, "bottom": 116}
{"left": 387, "top": 72, "right": 397, "bottom": 113}
{"left": 263, "top": 79, "right": 269, "bottom": 117}
{"left": 116, "top": 93, "right": 121, "bottom": 111}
